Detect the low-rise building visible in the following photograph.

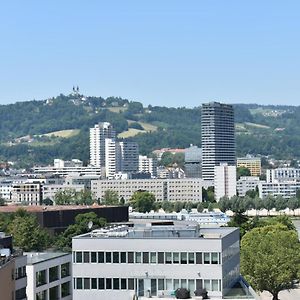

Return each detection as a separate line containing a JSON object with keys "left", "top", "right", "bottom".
{"left": 237, "top": 157, "right": 261, "bottom": 177}
{"left": 11, "top": 182, "right": 42, "bottom": 205}
{"left": 258, "top": 180, "right": 300, "bottom": 199}
{"left": 266, "top": 168, "right": 300, "bottom": 183}
{"left": 214, "top": 164, "right": 236, "bottom": 201}
{"left": 236, "top": 176, "right": 260, "bottom": 197}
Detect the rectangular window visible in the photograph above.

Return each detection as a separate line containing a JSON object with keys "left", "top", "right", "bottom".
{"left": 121, "top": 278, "right": 127, "bottom": 290}
{"left": 204, "top": 253, "right": 210, "bottom": 264}
{"left": 128, "top": 252, "right": 134, "bottom": 263}
{"left": 49, "top": 285, "right": 59, "bottom": 299}
{"left": 174, "top": 279, "right": 180, "bottom": 290}
{"left": 188, "top": 280, "right": 195, "bottom": 293}
{"left": 61, "top": 262, "right": 70, "bottom": 278}
{"left": 143, "top": 252, "right": 149, "bottom": 263}
{"left": 151, "top": 279, "right": 157, "bottom": 296}
{"left": 150, "top": 252, "right": 157, "bottom": 264}
{"left": 158, "top": 279, "right": 164, "bottom": 291}
{"left": 188, "top": 253, "right": 195, "bottom": 264}
{"left": 121, "top": 252, "right": 126, "bottom": 263}
{"left": 49, "top": 266, "right": 59, "bottom": 282}
{"left": 113, "top": 278, "right": 120, "bottom": 290}
{"left": 84, "top": 278, "right": 90, "bottom": 289}
{"left": 204, "top": 279, "right": 211, "bottom": 291}
{"left": 173, "top": 252, "right": 179, "bottom": 264}
{"left": 76, "top": 252, "right": 82, "bottom": 263}
{"left": 128, "top": 278, "right": 134, "bottom": 290}
{"left": 98, "top": 278, "right": 105, "bottom": 290}
{"left": 211, "top": 252, "right": 219, "bottom": 264}
{"left": 180, "top": 252, "right": 187, "bottom": 264}
{"left": 196, "top": 252, "right": 202, "bottom": 264}
{"left": 196, "top": 279, "right": 203, "bottom": 290}
{"left": 91, "top": 252, "right": 97, "bottom": 263}
{"left": 91, "top": 278, "right": 97, "bottom": 289}
{"left": 106, "top": 278, "right": 112, "bottom": 289}
{"left": 83, "top": 251, "right": 90, "bottom": 263}
{"left": 165, "top": 252, "right": 172, "bottom": 264}
{"left": 61, "top": 281, "right": 70, "bottom": 297}
{"left": 166, "top": 279, "right": 172, "bottom": 290}
{"left": 181, "top": 279, "right": 187, "bottom": 289}
{"left": 135, "top": 252, "right": 142, "bottom": 263}
{"left": 106, "top": 252, "right": 112, "bottom": 263}
{"left": 113, "top": 252, "right": 119, "bottom": 263}
{"left": 212, "top": 279, "right": 219, "bottom": 291}
{"left": 76, "top": 278, "right": 83, "bottom": 290}
{"left": 36, "top": 270, "right": 47, "bottom": 287}
{"left": 158, "top": 252, "right": 164, "bottom": 264}
{"left": 36, "top": 290, "right": 46, "bottom": 300}
{"left": 98, "top": 252, "right": 104, "bottom": 263}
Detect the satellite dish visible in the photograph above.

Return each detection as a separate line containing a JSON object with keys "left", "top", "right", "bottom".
{"left": 88, "top": 221, "right": 93, "bottom": 230}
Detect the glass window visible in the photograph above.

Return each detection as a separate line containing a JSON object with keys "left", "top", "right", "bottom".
{"left": 196, "top": 252, "right": 202, "bottom": 264}
{"left": 204, "top": 253, "right": 210, "bottom": 264}
{"left": 165, "top": 252, "right": 172, "bottom": 264}
{"left": 188, "top": 253, "right": 195, "bottom": 264}
{"left": 143, "top": 252, "right": 149, "bottom": 263}
{"left": 91, "top": 252, "right": 97, "bottom": 263}
{"left": 158, "top": 252, "right": 164, "bottom": 264}
{"left": 211, "top": 252, "right": 219, "bottom": 264}
{"left": 180, "top": 252, "right": 187, "bottom": 264}
{"left": 128, "top": 278, "right": 134, "bottom": 290}
{"left": 128, "top": 252, "right": 134, "bottom": 263}
{"left": 173, "top": 252, "right": 179, "bottom": 264}
{"left": 106, "top": 278, "right": 112, "bottom": 289}
{"left": 36, "top": 270, "right": 47, "bottom": 287}
{"left": 49, "top": 285, "right": 59, "bottom": 299}
{"left": 106, "top": 252, "right": 112, "bottom": 263}
{"left": 150, "top": 252, "right": 157, "bottom": 264}
{"left": 61, "top": 281, "right": 70, "bottom": 297}
{"left": 121, "top": 278, "right": 127, "bottom": 290}
{"left": 135, "top": 252, "right": 142, "bottom": 263}
{"left": 76, "top": 278, "right": 83, "bottom": 290}
{"left": 204, "top": 279, "right": 211, "bottom": 291}
{"left": 98, "top": 278, "right": 105, "bottom": 290}
{"left": 158, "top": 279, "right": 164, "bottom": 290}
{"left": 76, "top": 252, "right": 82, "bottom": 263}
{"left": 188, "top": 280, "right": 195, "bottom": 294}
{"left": 196, "top": 279, "right": 202, "bottom": 290}
{"left": 84, "top": 278, "right": 90, "bottom": 289}
{"left": 36, "top": 290, "right": 46, "bottom": 300}
{"left": 113, "top": 252, "right": 119, "bottom": 263}
{"left": 91, "top": 278, "right": 97, "bottom": 289}
{"left": 121, "top": 252, "right": 126, "bottom": 263}
{"left": 113, "top": 278, "right": 120, "bottom": 290}
{"left": 83, "top": 251, "right": 90, "bottom": 263}
{"left": 166, "top": 279, "right": 172, "bottom": 290}
{"left": 181, "top": 279, "right": 187, "bottom": 289}
{"left": 151, "top": 279, "right": 157, "bottom": 296}
{"left": 98, "top": 252, "right": 104, "bottom": 263}
{"left": 174, "top": 279, "right": 180, "bottom": 290}
{"left": 49, "top": 266, "right": 59, "bottom": 282}
{"left": 212, "top": 280, "right": 219, "bottom": 291}
{"left": 61, "top": 263, "right": 70, "bottom": 278}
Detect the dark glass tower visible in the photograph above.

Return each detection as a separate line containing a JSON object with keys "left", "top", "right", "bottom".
{"left": 201, "top": 102, "right": 235, "bottom": 182}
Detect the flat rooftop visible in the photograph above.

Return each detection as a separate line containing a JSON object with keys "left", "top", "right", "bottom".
{"left": 25, "top": 252, "right": 70, "bottom": 265}
{"left": 74, "top": 222, "right": 237, "bottom": 240}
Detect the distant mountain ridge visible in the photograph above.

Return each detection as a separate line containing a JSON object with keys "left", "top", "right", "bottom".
{"left": 0, "top": 93, "right": 299, "bottom": 167}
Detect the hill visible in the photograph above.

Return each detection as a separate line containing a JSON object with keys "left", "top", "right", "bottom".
{"left": 0, "top": 93, "right": 300, "bottom": 167}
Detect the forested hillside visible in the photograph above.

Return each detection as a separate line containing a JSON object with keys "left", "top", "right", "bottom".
{"left": 0, "top": 93, "right": 299, "bottom": 167}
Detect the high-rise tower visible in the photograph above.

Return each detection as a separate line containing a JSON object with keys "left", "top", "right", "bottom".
{"left": 201, "top": 102, "right": 235, "bottom": 182}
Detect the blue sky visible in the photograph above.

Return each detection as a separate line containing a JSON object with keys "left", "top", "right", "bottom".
{"left": 0, "top": 1, "right": 299, "bottom": 107}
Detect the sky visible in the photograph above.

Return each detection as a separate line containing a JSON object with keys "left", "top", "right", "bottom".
{"left": 0, "top": 1, "right": 300, "bottom": 107}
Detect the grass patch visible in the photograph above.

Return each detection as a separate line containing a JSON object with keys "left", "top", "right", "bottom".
{"left": 107, "top": 106, "right": 127, "bottom": 113}
{"left": 41, "top": 129, "right": 80, "bottom": 138}
{"left": 118, "top": 128, "right": 145, "bottom": 138}
{"left": 244, "top": 122, "right": 270, "bottom": 129}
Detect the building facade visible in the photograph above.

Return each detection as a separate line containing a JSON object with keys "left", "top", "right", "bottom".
{"left": 266, "top": 168, "right": 300, "bottom": 183}
{"left": 184, "top": 145, "right": 202, "bottom": 178}
{"left": 258, "top": 181, "right": 300, "bottom": 199}
{"left": 214, "top": 164, "right": 236, "bottom": 201}
{"left": 118, "top": 141, "right": 139, "bottom": 174}
{"left": 139, "top": 155, "right": 157, "bottom": 178}
{"left": 201, "top": 102, "right": 235, "bottom": 183}
{"left": 11, "top": 182, "right": 42, "bottom": 205}
{"left": 237, "top": 157, "right": 261, "bottom": 177}
{"left": 236, "top": 176, "right": 260, "bottom": 197}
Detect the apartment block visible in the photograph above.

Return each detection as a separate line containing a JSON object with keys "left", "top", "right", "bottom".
{"left": 266, "top": 168, "right": 300, "bottom": 183}
{"left": 214, "top": 164, "right": 236, "bottom": 201}
{"left": 236, "top": 176, "right": 260, "bottom": 197}
{"left": 258, "top": 181, "right": 300, "bottom": 199}
{"left": 139, "top": 155, "right": 157, "bottom": 178}
{"left": 237, "top": 157, "right": 261, "bottom": 176}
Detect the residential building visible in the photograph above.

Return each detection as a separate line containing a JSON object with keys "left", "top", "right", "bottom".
{"left": 42, "top": 183, "right": 84, "bottom": 201}
{"left": 91, "top": 178, "right": 202, "bottom": 202}
{"left": 139, "top": 155, "right": 157, "bottom": 178}
{"left": 0, "top": 179, "right": 13, "bottom": 200}
{"left": 237, "top": 157, "right": 261, "bottom": 177}
{"left": 105, "top": 138, "right": 117, "bottom": 179}
{"left": 118, "top": 141, "right": 139, "bottom": 174}
{"left": 201, "top": 102, "right": 235, "bottom": 183}
{"left": 72, "top": 222, "right": 251, "bottom": 300}
{"left": 90, "top": 122, "right": 115, "bottom": 168}
{"left": 11, "top": 182, "right": 42, "bottom": 205}
{"left": 266, "top": 168, "right": 300, "bottom": 183}
{"left": 258, "top": 181, "right": 300, "bottom": 199}
{"left": 184, "top": 145, "right": 202, "bottom": 178}
{"left": 236, "top": 176, "right": 260, "bottom": 197}
{"left": 214, "top": 164, "right": 236, "bottom": 201}
{"left": 25, "top": 252, "right": 72, "bottom": 300}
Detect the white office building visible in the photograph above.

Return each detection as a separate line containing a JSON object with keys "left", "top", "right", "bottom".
{"left": 258, "top": 181, "right": 300, "bottom": 199}
{"left": 236, "top": 176, "right": 260, "bottom": 197}
{"left": 54, "top": 159, "right": 83, "bottom": 168}
{"left": 42, "top": 184, "right": 85, "bottom": 201}
{"left": 214, "top": 164, "right": 236, "bottom": 201}
{"left": 72, "top": 222, "right": 256, "bottom": 300}
{"left": 139, "top": 155, "right": 157, "bottom": 178}
{"left": 25, "top": 252, "right": 72, "bottom": 300}
{"left": 266, "top": 168, "right": 300, "bottom": 183}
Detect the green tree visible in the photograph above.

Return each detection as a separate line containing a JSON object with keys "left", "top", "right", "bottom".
{"left": 237, "top": 166, "right": 251, "bottom": 179}
{"left": 54, "top": 189, "right": 76, "bottom": 205}
{"left": 160, "top": 152, "right": 174, "bottom": 167}
{"left": 197, "top": 202, "right": 204, "bottom": 212}
{"left": 0, "top": 197, "right": 5, "bottom": 206}
{"left": 8, "top": 215, "right": 51, "bottom": 251}
{"left": 102, "top": 190, "right": 119, "bottom": 205}
{"left": 130, "top": 191, "right": 155, "bottom": 213}
{"left": 74, "top": 189, "right": 94, "bottom": 205}
{"left": 207, "top": 203, "right": 214, "bottom": 212}
{"left": 241, "top": 224, "right": 300, "bottom": 300}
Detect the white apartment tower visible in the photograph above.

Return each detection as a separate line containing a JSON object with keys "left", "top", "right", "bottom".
{"left": 214, "top": 164, "right": 236, "bottom": 201}
{"left": 105, "top": 138, "right": 117, "bottom": 180}
{"left": 138, "top": 155, "right": 157, "bottom": 177}
{"left": 90, "top": 122, "right": 115, "bottom": 168}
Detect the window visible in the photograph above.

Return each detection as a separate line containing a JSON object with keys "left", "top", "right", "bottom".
{"left": 188, "top": 253, "right": 195, "bottom": 264}
{"left": 211, "top": 252, "right": 219, "bottom": 264}
{"left": 151, "top": 279, "right": 157, "bottom": 296}
{"left": 128, "top": 252, "right": 134, "bottom": 263}
{"left": 174, "top": 279, "right": 180, "bottom": 290}
{"left": 128, "top": 278, "right": 134, "bottom": 290}
{"left": 84, "top": 278, "right": 90, "bottom": 289}
{"left": 121, "top": 252, "right": 126, "bottom": 263}
{"left": 91, "top": 278, "right": 97, "bottom": 289}
{"left": 49, "top": 266, "right": 59, "bottom": 282}
{"left": 188, "top": 280, "right": 195, "bottom": 293}
{"left": 113, "top": 252, "right": 119, "bottom": 263}
{"left": 61, "top": 263, "right": 70, "bottom": 278}
{"left": 180, "top": 252, "right": 187, "bottom": 264}
{"left": 113, "top": 278, "right": 120, "bottom": 290}
{"left": 36, "top": 270, "right": 47, "bottom": 287}
{"left": 158, "top": 279, "right": 165, "bottom": 291}
{"left": 181, "top": 279, "right": 187, "bottom": 289}
{"left": 135, "top": 252, "right": 142, "bottom": 263}
{"left": 212, "top": 279, "right": 219, "bottom": 291}
{"left": 165, "top": 252, "right": 172, "bottom": 264}
{"left": 143, "top": 252, "right": 149, "bottom": 263}
{"left": 91, "top": 252, "right": 97, "bottom": 263}
{"left": 106, "top": 278, "right": 112, "bottom": 289}
{"left": 204, "top": 279, "right": 211, "bottom": 291}
{"left": 121, "top": 278, "right": 127, "bottom": 289}
{"left": 204, "top": 253, "right": 210, "bottom": 264}
{"left": 49, "top": 285, "right": 59, "bottom": 299}
{"left": 98, "top": 278, "right": 105, "bottom": 290}
{"left": 16, "top": 287, "right": 27, "bottom": 300}
{"left": 106, "top": 252, "right": 112, "bottom": 263}
{"left": 173, "top": 252, "right": 179, "bottom": 264}
{"left": 83, "top": 252, "right": 90, "bottom": 263}
{"left": 36, "top": 290, "right": 46, "bottom": 300}
{"left": 61, "top": 281, "right": 71, "bottom": 297}
{"left": 158, "top": 252, "right": 164, "bottom": 264}
{"left": 196, "top": 279, "right": 202, "bottom": 290}
{"left": 196, "top": 252, "right": 202, "bottom": 264}
{"left": 166, "top": 279, "right": 172, "bottom": 290}
{"left": 150, "top": 252, "right": 157, "bottom": 264}
{"left": 76, "top": 252, "right": 82, "bottom": 263}
{"left": 98, "top": 252, "right": 104, "bottom": 263}
{"left": 76, "top": 278, "right": 83, "bottom": 289}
